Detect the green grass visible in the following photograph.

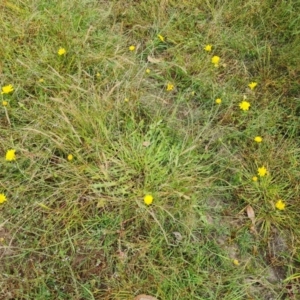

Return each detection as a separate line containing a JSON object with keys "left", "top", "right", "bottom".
{"left": 1, "top": 0, "right": 300, "bottom": 299}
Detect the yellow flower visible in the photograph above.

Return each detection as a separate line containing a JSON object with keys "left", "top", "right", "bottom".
{"left": 157, "top": 34, "right": 165, "bottom": 42}
{"left": 254, "top": 136, "right": 263, "bottom": 143}
{"left": 2, "top": 101, "right": 8, "bottom": 106}
{"left": 144, "top": 194, "right": 153, "bottom": 205}
{"left": 5, "top": 149, "right": 16, "bottom": 161}
{"left": 0, "top": 193, "right": 7, "bottom": 204}
{"left": 38, "top": 78, "right": 44, "bottom": 83}
{"left": 248, "top": 82, "right": 257, "bottom": 90}
{"left": 257, "top": 166, "right": 268, "bottom": 177}
{"left": 204, "top": 44, "right": 212, "bottom": 52}
{"left": 124, "top": 98, "right": 129, "bottom": 102}
{"left": 233, "top": 259, "right": 240, "bottom": 266}
{"left": 239, "top": 100, "right": 251, "bottom": 111}
{"left": 166, "top": 83, "right": 174, "bottom": 91}
{"left": 211, "top": 55, "right": 220, "bottom": 67}
{"left": 129, "top": 45, "right": 135, "bottom": 51}
{"left": 146, "top": 69, "right": 151, "bottom": 74}
{"left": 215, "top": 98, "right": 222, "bottom": 104}
{"left": 252, "top": 176, "right": 258, "bottom": 182}
{"left": 67, "top": 154, "right": 73, "bottom": 161}
{"left": 1, "top": 84, "right": 14, "bottom": 94}
{"left": 96, "top": 72, "right": 101, "bottom": 77}
{"left": 58, "top": 47, "right": 66, "bottom": 56}
{"left": 275, "top": 200, "right": 285, "bottom": 210}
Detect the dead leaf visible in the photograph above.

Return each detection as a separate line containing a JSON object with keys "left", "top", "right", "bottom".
{"left": 134, "top": 295, "right": 158, "bottom": 300}
{"left": 147, "top": 55, "right": 162, "bottom": 64}
{"left": 172, "top": 231, "right": 183, "bottom": 241}
{"left": 246, "top": 205, "right": 258, "bottom": 235}
{"left": 246, "top": 205, "right": 255, "bottom": 224}
{"left": 250, "top": 225, "right": 258, "bottom": 235}
{"left": 252, "top": 245, "right": 258, "bottom": 256}
{"left": 97, "top": 198, "right": 107, "bottom": 208}
{"left": 117, "top": 250, "right": 126, "bottom": 260}
{"left": 142, "top": 141, "right": 151, "bottom": 147}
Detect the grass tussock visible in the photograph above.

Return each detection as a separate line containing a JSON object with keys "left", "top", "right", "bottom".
{"left": 1, "top": 0, "right": 300, "bottom": 299}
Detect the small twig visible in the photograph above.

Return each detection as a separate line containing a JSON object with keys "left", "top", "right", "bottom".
{"left": 4, "top": 107, "right": 11, "bottom": 127}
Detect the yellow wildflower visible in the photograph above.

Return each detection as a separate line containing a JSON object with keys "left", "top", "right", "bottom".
{"left": 144, "top": 194, "right": 153, "bottom": 205}
{"left": 233, "top": 259, "right": 240, "bottom": 266}
{"left": 129, "top": 45, "right": 135, "bottom": 51}
{"left": 204, "top": 44, "right": 212, "bottom": 52}
{"left": 257, "top": 166, "right": 268, "bottom": 177}
{"left": 275, "top": 200, "right": 285, "bottom": 210}
{"left": 146, "top": 69, "right": 151, "bottom": 74}
{"left": 248, "top": 82, "right": 257, "bottom": 90}
{"left": 2, "top": 101, "right": 8, "bottom": 106}
{"left": 58, "top": 47, "right": 66, "bottom": 56}
{"left": 38, "top": 78, "right": 44, "bottom": 83}
{"left": 67, "top": 154, "right": 73, "bottom": 161}
{"left": 254, "top": 136, "right": 263, "bottom": 143}
{"left": 239, "top": 100, "right": 251, "bottom": 111}
{"left": 96, "top": 72, "right": 101, "bottom": 77}
{"left": 211, "top": 55, "right": 220, "bottom": 67}
{"left": 1, "top": 84, "right": 14, "bottom": 94}
{"left": 157, "top": 34, "right": 165, "bottom": 42}
{"left": 166, "top": 83, "right": 174, "bottom": 91}
{"left": 124, "top": 98, "right": 129, "bottom": 102}
{"left": 5, "top": 149, "right": 16, "bottom": 161}
{"left": 252, "top": 176, "right": 258, "bottom": 182}
{"left": 0, "top": 194, "right": 7, "bottom": 204}
{"left": 215, "top": 98, "right": 222, "bottom": 104}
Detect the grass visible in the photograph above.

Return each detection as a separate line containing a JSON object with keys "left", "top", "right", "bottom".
{"left": 1, "top": 0, "right": 300, "bottom": 299}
